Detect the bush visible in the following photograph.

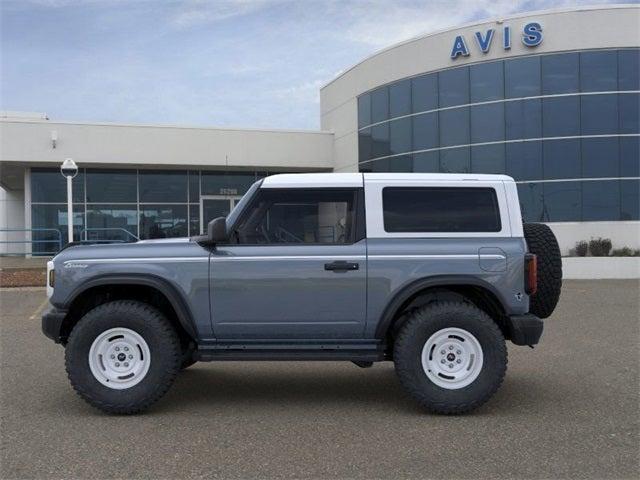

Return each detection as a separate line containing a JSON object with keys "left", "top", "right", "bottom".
{"left": 611, "top": 247, "right": 640, "bottom": 257}
{"left": 574, "top": 241, "right": 589, "bottom": 257}
{"left": 589, "top": 237, "right": 612, "bottom": 257}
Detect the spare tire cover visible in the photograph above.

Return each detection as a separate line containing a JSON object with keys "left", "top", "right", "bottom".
{"left": 523, "top": 223, "right": 562, "bottom": 319}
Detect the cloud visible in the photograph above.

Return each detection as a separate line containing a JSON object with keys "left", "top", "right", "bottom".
{"left": 170, "top": 0, "right": 285, "bottom": 29}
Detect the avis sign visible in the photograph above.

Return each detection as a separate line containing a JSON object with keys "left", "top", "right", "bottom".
{"left": 450, "top": 22, "right": 543, "bottom": 59}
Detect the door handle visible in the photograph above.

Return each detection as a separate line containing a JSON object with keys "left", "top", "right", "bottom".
{"left": 324, "top": 261, "right": 359, "bottom": 272}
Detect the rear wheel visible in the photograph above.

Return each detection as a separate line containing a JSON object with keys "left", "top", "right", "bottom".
{"left": 524, "top": 222, "right": 562, "bottom": 319}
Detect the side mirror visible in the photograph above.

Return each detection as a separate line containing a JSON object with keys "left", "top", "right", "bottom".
{"left": 207, "top": 217, "right": 228, "bottom": 243}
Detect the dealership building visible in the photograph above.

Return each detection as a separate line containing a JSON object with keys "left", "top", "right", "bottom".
{"left": 1, "top": 5, "right": 638, "bottom": 256}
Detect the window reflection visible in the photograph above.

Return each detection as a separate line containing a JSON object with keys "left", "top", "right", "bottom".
{"left": 139, "top": 205, "right": 188, "bottom": 239}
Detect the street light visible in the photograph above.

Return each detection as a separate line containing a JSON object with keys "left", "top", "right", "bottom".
{"left": 60, "top": 158, "right": 78, "bottom": 244}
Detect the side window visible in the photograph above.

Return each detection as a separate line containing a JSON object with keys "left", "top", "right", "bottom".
{"left": 382, "top": 187, "right": 501, "bottom": 233}
{"left": 233, "top": 189, "right": 358, "bottom": 245}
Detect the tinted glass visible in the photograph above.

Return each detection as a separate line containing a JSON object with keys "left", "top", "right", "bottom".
{"left": 470, "top": 61, "right": 504, "bottom": 102}
{"left": 505, "top": 99, "right": 542, "bottom": 140}
{"left": 31, "top": 204, "right": 84, "bottom": 250}
{"left": 439, "top": 67, "right": 469, "bottom": 107}
{"left": 201, "top": 171, "right": 255, "bottom": 196}
{"left": 470, "top": 103, "right": 504, "bottom": 143}
{"left": 543, "top": 139, "right": 581, "bottom": 179}
{"left": 440, "top": 147, "right": 470, "bottom": 173}
{"left": 86, "top": 205, "right": 138, "bottom": 240}
{"left": 583, "top": 181, "right": 620, "bottom": 221}
{"left": 139, "top": 205, "right": 188, "bottom": 239}
{"left": 505, "top": 56, "right": 540, "bottom": 98}
{"left": 413, "top": 151, "right": 439, "bottom": 172}
{"left": 359, "top": 128, "right": 372, "bottom": 162}
{"left": 382, "top": 187, "right": 501, "bottom": 232}
{"left": 370, "top": 87, "right": 389, "bottom": 123}
{"left": 543, "top": 97, "right": 580, "bottom": 137}
{"left": 543, "top": 182, "right": 581, "bottom": 222}
{"left": 371, "top": 123, "right": 390, "bottom": 158}
{"left": 620, "top": 136, "right": 640, "bottom": 177}
{"left": 412, "top": 74, "right": 438, "bottom": 113}
{"left": 517, "top": 183, "right": 543, "bottom": 222}
{"left": 581, "top": 94, "right": 618, "bottom": 135}
{"left": 189, "top": 204, "right": 200, "bottom": 236}
{"left": 580, "top": 51, "right": 617, "bottom": 92}
{"left": 619, "top": 93, "right": 639, "bottom": 134}
{"left": 621, "top": 179, "right": 640, "bottom": 220}
{"left": 364, "top": 158, "right": 390, "bottom": 172}
{"left": 86, "top": 170, "right": 137, "bottom": 203}
{"left": 506, "top": 141, "right": 543, "bottom": 181}
{"left": 541, "top": 53, "right": 579, "bottom": 94}
{"left": 31, "top": 168, "right": 85, "bottom": 203}
{"left": 235, "top": 189, "right": 356, "bottom": 244}
{"left": 139, "top": 170, "right": 187, "bottom": 203}
{"left": 358, "top": 94, "right": 371, "bottom": 128}
{"left": 582, "top": 137, "right": 619, "bottom": 178}
{"left": 389, "top": 117, "right": 412, "bottom": 155}
{"left": 412, "top": 112, "right": 438, "bottom": 151}
{"left": 471, "top": 144, "right": 505, "bottom": 174}
{"left": 618, "top": 49, "right": 640, "bottom": 91}
{"left": 386, "top": 155, "right": 413, "bottom": 172}
{"left": 389, "top": 79, "right": 411, "bottom": 118}
{"left": 439, "top": 108, "right": 469, "bottom": 147}
{"left": 188, "top": 171, "right": 200, "bottom": 202}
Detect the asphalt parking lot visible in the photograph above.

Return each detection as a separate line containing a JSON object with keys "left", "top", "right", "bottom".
{"left": 1, "top": 280, "right": 638, "bottom": 479}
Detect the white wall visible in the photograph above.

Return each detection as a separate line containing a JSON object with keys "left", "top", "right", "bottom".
{"left": 548, "top": 221, "right": 640, "bottom": 256}
{"left": 0, "top": 186, "right": 26, "bottom": 255}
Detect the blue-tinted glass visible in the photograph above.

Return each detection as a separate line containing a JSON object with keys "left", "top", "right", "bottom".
{"left": 188, "top": 171, "right": 199, "bottom": 202}
{"left": 412, "top": 74, "right": 438, "bottom": 113}
{"left": 470, "top": 61, "right": 504, "bottom": 102}
{"left": 31, "top": 168, "right": 85, "bottom": 203}
{"left": 582, "top": 138, "right": 619, "bottom": 178}
{"left": 505, "top": 56, "right": 540, "bottom": 98}
{"left": 543, "top": 182, "right": 581, "bottom": 222}
{"left": 413, "top": 151, "right": 439, "bottom": 172}
{"left": 439, "top": 108, "right": 469, "bottom": 147}
{"left": 31, "top": 204, "right": 85, "bottom": 251}
{"left": 505, "top": 99, "right": 542, "bottom": 140}
{"left": 619, "top": 93, "right": 639, "bottom": 134}
{"left": 140, "top": 205, "right": 188, "bottom": 239}
{"left": 620, "top": 136, "right": 640, "bottom": 177}
{"left": 471, "top": 144, "right": 505, "bottom": 174}
{"left": 580, "top": 51, "right": 617, "bottom": 92}
{"left": 387, "top": 155, "right": 413, "bottom": 172}
{"left": 470, "top": 103, "right": 504, "bottom": 143}
{"left": 439, "top": 67, "right": 469, "bottom": 107}
{"left": 201, "top": 171, "right": 255, "bottom": 196}
{"left": 621, "top": 179, "right": 640, "bottom": 220}
{"left": 390, "top": 79, "right": 411, "bottom": 118}
{"left": 583, "top": 180, "right": 620, "bottom": 221}
{"left": 506, "top": 141, "right": 543, "bottom": 181}
{"left": 542, "top": 53, "right": 579, "bottom": 94}
{"left": 581, "top": 94, "right": 618, "bottom": 135}
{"left": 440, "top": 147, "right": 470, "bottom": 173}
{"left": 86, "top": 205, "right": 137, "bottom": 240}
{"left": 371, "top": 123, "right": 390, "bottom": 158}
{"left": 189, "top": 204, "right": 200, "bottom": 236}
{"left": 543, "top": 97, "right": 580, "bottom": 137}
{"left": 366, "top": 158, "right": 391, "bottom": 172}
{"left": 86, "top": 169, "right": 136, "bottom": 203}
{"left": 370, "top": 87, "right": 389, "bottom": 123}
{"left": 412, "top": 112, "right": 438, "bottom": 150}
{"left": 543, "top": 139, "right": 581, "bottom": 179}
{"left": 139, "top": 170, "right": 187, "bottom": 203}
{"left": 390, "top": 117, "right": 412, "bottom": 155}
{"left": 619, "top": 49, "right": 640, "bottom": 91}
{"left": 517, "top": 183, "right": 543, "bottom": 222}
{"left": 358, "top": 94, "right": 371, "bottom": 128}
{"left": 359, "top": 128, "right": 372, "bottom": 162}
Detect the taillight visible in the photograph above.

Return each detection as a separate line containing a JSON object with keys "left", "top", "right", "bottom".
{"left": 525, "top": 253, "right": 537, "bottom": 295}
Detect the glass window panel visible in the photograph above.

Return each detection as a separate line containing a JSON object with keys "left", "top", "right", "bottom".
{"left": 543, "top": 97, "right": 580, "bottom": 137}
{"left": 389, "top": 79, "right": 411, "bottom": 118}
{"left": 139, "top": 205, "right": 188, "bottom": 239}
{"left": 413, "top": 151, "right": 439, "bottom": 173}
{"left": 619, "top": 93, "right": 639, "bottom": 134}
{"left": 440, "top": 147, "right": 470, "bottom": 173}
{"left": 439, "top": 67, "right": 469, "bottom": 108}
{"left": 506, "top": 141, "right": 543, "bottom": 181}
{"left": 358, "top": 94, "right": 371, "bottom": 128}
{"left": 621, "top": 179, "right": 640, "bottom": 220}
{"left": 188, "top": 171, "right": 200, "bottom": 203}
{"left": 201, "top": 171, "right": 256, "bottom": 196}
{"left": 31, "top": 204, "right": 85, "bottom": 252}
{"left": 517, "top": 183, "right": 544, "bottom": 222}
{"left": 412, "top": 112, "right": 438, "bottom": 151}
{"left": 386, "top": 155, "right": 413, "bottom": 172}
{"left": 86, "top": 169, "right": 137, "bottom": 203}
{"left": 358, "top": 128, "right": 372, "bottom": 162}
{"left": 189, "top": 204, "right": 200, "bottom": 236}
{"left": 543, "top": 139, "right": 581, "bottom": 179}
{"left": 582, "top": 137, "right": 619, "bottom": 178}
{"left": 470, "top": 103, "right": 504, "bottom": 143}
{"left": 86, "top": 205, "right": 138, "bottom": 241}
{"left": 583, "top": 180, "right": 620, "bottom": 221}
{"left": 543, "top": 182, "right": 581, "bottom": 222}
{"left": 470, "top": 61, "right": 504, "bottom": 102}
{"left": 371, "top": 123, "right": 390, "bottom": 158}
{"left": 620, "top": 136, "right": 640, "bottom": 177}
{"left": 370, "top": 87, "right": 389, "bottom": 123}
{"left": 439, "top": 108, "right": 469, "bottom": 147}
{"left": 618, "top": 49, "right": 640, "bottom": 91}
{"left": 365, "top": 158, "right": 390, "bottom": 172}
{"left": 389, "top": 117, "right": 412, "bottom": 155}
{"left": 412, "top": 73, "right": 438, "bottom": 113}
{"left": 31, "top": 168, "right": 84, "bottom": 203}
{"left": 471, "top": 144, "right": 505, "bottom": 174}
{"left": 505, "top": 99, "right": 542, "bottom": 140}
{"left": 581, "top": 94, "right": 618, "bottom": 135}
{"left": 505, "top": 56, "right": 541, "bottom": 98}
{"left": 139, "top": 170, "right": 187, "bottom": 203}
{"left": 541, "top": 52, "right": 579, "bottom": 94}
{"left": 580, "top": 51, "right": 617, "bottom": 92}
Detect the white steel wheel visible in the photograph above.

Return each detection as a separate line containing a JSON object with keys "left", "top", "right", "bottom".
{"left": 88, "top": 327, "right": 151, "bottom": 390}
{"left": 421, "top": 327, "right": 484, "bottom": 390}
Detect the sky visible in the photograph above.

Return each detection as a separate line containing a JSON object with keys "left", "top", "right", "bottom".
{"left": 0, "top": 0, "right": 631, "bottom": 130}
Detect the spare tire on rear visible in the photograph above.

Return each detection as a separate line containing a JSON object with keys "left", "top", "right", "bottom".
{"left": 524, "top": 223, "right": 562, "bottom": 319}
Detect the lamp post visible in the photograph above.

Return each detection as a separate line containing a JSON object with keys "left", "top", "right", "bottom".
{"left": 60, "top": 158, "right": 78, "bottom": 244}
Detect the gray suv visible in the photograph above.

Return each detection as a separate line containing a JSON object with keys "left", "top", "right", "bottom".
{"left": 42, "top": 173, "right": 562, "bottom": 414}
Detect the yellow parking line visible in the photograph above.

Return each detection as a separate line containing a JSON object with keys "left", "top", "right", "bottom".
{"left": 29, "top": 297, "right": 50, "bottom": 320}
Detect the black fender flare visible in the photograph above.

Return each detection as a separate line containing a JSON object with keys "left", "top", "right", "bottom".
{"left": 374, "top": 275, "right": 508, "bottom": 339}
{"left": 63, "top": 273, "right": 198, "bottom": 340}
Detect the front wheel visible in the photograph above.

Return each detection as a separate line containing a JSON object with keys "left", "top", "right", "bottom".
{"left": 394, "top": 301, "right": 507, "bottom": 414}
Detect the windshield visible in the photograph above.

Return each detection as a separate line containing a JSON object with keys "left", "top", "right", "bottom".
{"left": 225, "top": 179, "right": 262, "bottom": 229}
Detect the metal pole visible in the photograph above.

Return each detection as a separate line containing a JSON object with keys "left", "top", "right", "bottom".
{"left": 67, "top": 175, "right": 73, "bottom": 243}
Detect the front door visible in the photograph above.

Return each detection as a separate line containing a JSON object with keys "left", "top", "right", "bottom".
{"left": 209, "top": 188, "right": 367, "bottom": 339}
{"left": 200, "top": 195, "right": 242, "bottom": 234}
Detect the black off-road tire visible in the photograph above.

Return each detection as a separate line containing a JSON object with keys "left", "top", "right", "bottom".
{"left": 65, "top": 300, "right": 182, "bottom": 414}
{"left": 394, "top": 301, "right": 507, "bottom": 414}
{"left": 524, "top": 222, "right": 562, "bottom": 319}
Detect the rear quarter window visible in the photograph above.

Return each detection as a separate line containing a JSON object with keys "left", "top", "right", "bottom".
{"left": 382, "top": 187, "right": 501, "bottom": 233}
